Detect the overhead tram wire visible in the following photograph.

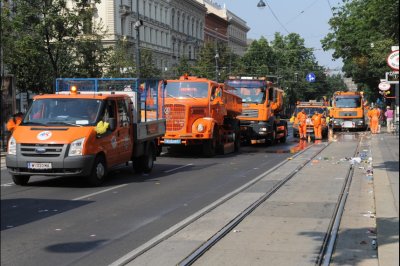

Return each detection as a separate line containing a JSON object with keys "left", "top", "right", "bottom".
{"left": 265, "top": 1, "right": 290, "bottom": 35}
{"left": 326, "top": 0, "right": 334, "bottom": 15}
{"left": 284, "top": 0, "right": 320, "bottom": 26}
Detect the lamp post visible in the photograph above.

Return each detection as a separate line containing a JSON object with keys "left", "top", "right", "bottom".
{"left": 134, "top": 1, "right": 143, "bottom": 78}
{"left": 215, "top": 51, "right": 220, "bottom": 82}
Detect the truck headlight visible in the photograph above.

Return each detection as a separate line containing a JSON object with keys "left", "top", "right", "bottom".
{"left": 68, "top": 137, "right": 85, "bottom": 156}
{"left": 8, "top": 136, "right": 16, "bottom": 155}
{"left": 197, "top": 123, "right": 205, "bottom": 133}
{"left": 260, "top": 127, "right": 267, "bottom": 132}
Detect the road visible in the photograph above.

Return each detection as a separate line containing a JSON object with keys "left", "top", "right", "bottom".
{"left": 1, "top": 128, "right": 310, "bottom": 266}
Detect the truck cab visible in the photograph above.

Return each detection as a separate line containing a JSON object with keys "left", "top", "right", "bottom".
{"left": 329, "top": 91, "right": 366, "bottom": 130}
{"left": 158, "top": 75, "right": 242, "bottom": 156}
{"left": 291, "top": 101, "right": 329, "bottom": 138}
{"left": 225, "top": 76, "right": 288, "bottom": 145}
{"left": 6, "top": 78, "right": 165, "bottom": 186}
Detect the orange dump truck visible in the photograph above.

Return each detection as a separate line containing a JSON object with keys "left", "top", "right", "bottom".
{"left": 158, "top": 75, "right": 242, "bottom": 156}
{"left": 6, "top": 78, "right": 166, "bottom": 186}
{"left": 329, "top": 91, "right": 367, "bottom": 130}
{"left": 225, "top": 76, "right": 288, "bottom": 144}
{"left": 291, "top": 101, "right": 329, "bottom": 138}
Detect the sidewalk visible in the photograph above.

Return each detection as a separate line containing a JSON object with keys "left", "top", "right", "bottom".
{"left": 118, "top": 132, "right": 399, "bottom": 266}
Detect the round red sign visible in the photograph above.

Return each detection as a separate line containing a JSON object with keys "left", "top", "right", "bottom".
{"left": 387, "top": 50, "right": 399, "bottom": 71}
{"left": 378, "top": 82, "right": 391, "bottom": 91}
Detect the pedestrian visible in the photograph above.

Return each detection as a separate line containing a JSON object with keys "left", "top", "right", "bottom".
{"left": 6, "top": 112, "right": 24, "bottom": 132}
{"left": 384, "top": 106, "right": 394, "bottom": 133}
{"left": 367, "top": 106, "right": 380, "bottom": 134}
{"left": 311, "top": 111, "right": 323, "bottom": 140}
{"left": 296, "top": 109, "right": 307, "bottom": 139}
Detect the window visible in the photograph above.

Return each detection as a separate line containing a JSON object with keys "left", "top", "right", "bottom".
{"left": 117, "top": 99, "right": 130, "bottom": 127}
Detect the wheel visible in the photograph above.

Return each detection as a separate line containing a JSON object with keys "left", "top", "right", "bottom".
{"left": 87, "top": 155, "right": 107, "bottom": 186}
{"left": 203, "top": 128, "right": 218, "bottom": 157}
{"left": 133, "top": 143, "right": 155, "bottom": 174}
{"left": 12, "top": 175, "right": 30, "bottom": 186}
{"left": 279, "top": 127, "right": 287, "bottom": 143}
{"left": 266, "top": 128, "right": 276, "bottom": 145}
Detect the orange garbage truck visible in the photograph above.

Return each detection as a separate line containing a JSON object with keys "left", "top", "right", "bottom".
{"left": 225, "top": 76, "right": 288, "bottom": 144}
{"left": 291, "top": 101, "right": 329, "bottom": 139}
{"left": 158, "top": 75, "right": 242, "bottom": 156}
{"left": 329, "top": 91, "right": 367, "bottom": 130}
{"left": 6, "top": 78, "right": 166, "bottom": 186}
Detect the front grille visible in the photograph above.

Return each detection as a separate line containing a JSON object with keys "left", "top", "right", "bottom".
{"left": 339, "top": 111, "right": 358, "bottom": 117}
{"left": 165, "top": 104, "right": 186, "bottom": 131}
{"left": 20, "top": 143, "right": 65, "bottom": 157}
{"left": 239, "top": 109, "right": 259, "bottom": 118}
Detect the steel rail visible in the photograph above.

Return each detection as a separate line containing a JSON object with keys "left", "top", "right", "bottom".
{"left": 316, "top": 134, "right": 363, "bottom": 265}
{"left": 178, "top": 142, "right": 332, "bottom": 266}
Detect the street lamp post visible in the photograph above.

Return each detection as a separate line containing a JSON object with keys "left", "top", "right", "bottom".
{"left": 134, "top": 1, "right": 143, "bottom": 78}
{"left": 215, "top": 51, "right": 219, "bottom": 82}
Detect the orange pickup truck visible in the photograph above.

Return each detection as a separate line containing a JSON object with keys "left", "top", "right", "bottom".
{"left": 6, "top": 78, "right": 166, "bottom": 186}
{"left": 158, "top": 75, "right": 242, "bottom": 156}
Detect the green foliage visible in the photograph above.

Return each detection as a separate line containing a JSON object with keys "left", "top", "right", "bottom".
{"left": 139, "top": 49, "right": 161, "bottom": 79}
{"left": 104, "top": 40, "right": 136, "bottom": 78}
{"left": 173, "top": 56, "right": 193, "bottom": 78}
{"left": 1, "top": 0, "right": 106, "bottom": 93}
{"left": 321, "top": 0, "right": 399, "bottom": 102}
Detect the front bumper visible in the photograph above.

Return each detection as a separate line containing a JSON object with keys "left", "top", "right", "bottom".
{"left": 6, "top": 154, "right": 95, "bottom": 177}
{"left": 331, "top": 118, "right": 365, "bottom": 129}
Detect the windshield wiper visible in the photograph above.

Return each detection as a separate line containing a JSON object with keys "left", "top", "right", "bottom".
{"left": 46, "top": 121, "right": 83, "bottom": 127}
{"left": 22, "top": 121, "right": 47, "bottom": 126}
{"left": 185, "top": 94, "right": 197, "bottom": 99}
{"left": 167, "top": 94, "right": 177, "bottom": 99}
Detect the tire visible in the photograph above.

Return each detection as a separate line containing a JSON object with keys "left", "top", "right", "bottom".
{"left": 279, "top": 127, "right": 287, "bottom": 143}
{"left": 203, "top": 128, "right": 218, "bottom": 157}
{"left": 133, "top": 143, "right": 155, "bottom": 174}
{"left": 12, "top": 175, "right": 30, "bottom": 186}
{"left": 266, "top": 128, "right": 276, "bottom": 145}
{"left": 87, "top": 155, "right": 107, "bottom": 186}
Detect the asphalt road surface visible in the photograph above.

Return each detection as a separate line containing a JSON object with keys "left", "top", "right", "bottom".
{"left": 1, "top": 129, "right": 311, "bottom": 266}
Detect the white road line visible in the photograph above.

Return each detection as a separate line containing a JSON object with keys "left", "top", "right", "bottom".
{"left": 72, "top": 184, "right": 128, "bottom": 201}
{"left": 1, "top": 182, "right": 14, "bottom": 187}
{"left": 164, "top": 164, "right": 193, "bottom": 173}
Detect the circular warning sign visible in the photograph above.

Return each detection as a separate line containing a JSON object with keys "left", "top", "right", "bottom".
{"left": 378, "top": 82, "right": 391, "bottom": 91}
{"left": 387, "top": 50, "right": 399, "bottom": 71}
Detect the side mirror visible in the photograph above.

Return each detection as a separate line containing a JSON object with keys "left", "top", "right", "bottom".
{"left": 108, "top": 118, "right": 116, "bottom": 131}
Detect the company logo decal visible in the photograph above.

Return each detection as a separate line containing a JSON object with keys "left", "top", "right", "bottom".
{"left": 37, "top": 131, "right": 52, "bottom": 141}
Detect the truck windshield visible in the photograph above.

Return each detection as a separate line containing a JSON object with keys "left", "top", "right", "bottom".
{"left": 294, "top": 107, "right": 327, "bottom": 116}
{"left": 24, "top": 98, "right": 102, "bottom": 126}
{"left": 334, "top": 96, "right": 361, "bottom": 108}
{"left": 232, "top": 87, "right": 265, "bottom": 103}
{"left": 164, "top": 82, "right": 209, "bottom": 98}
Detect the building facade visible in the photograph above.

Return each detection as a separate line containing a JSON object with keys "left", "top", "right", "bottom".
{"left": 87, "top": 0, "right": 248, "bottom": 72}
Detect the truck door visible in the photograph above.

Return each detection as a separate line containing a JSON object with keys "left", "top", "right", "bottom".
{"left": 116, "top": 99, "right": 134, "bottom": 163}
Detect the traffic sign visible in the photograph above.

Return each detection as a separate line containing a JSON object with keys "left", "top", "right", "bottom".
{"left": 306, "top": 73, "right": 316, "bottom": 82}
{"left": 387, "top": 50, "right": 399, "bottom": 71}
{"left": 378, "top": 82, "right": 391, "bottom": 91}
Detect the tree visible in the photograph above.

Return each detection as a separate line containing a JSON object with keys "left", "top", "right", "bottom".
{"left": 1, "top": 0, "right": 106, "bottom": 93}
{"left": 172, "top": 56, "right": 193, "bottom": 78}
{"left": 139, "top": 49, "right": 161, "bottom": 79}
{"left": 104, "top": 39, "right": 136, "bottom": 78}
{"left": 321, "top": 0, "right": 399, "bottom": 102}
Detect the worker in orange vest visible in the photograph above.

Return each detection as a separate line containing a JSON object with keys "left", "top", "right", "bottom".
{"left": 367, "top": 106, "right": 380, "bottom": 134}
{"left": 6, "top": 112, "right": 24, "bottom": 132}
{"left": 311, "top": 111, "right": 323, "bottom": 140}
{"left": 296, "top": 109, "right": 308, "bottom": 139}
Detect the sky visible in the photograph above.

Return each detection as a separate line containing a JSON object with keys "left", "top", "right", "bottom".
{"left": 215, "top": 0, "right": 344, "bottom": 73}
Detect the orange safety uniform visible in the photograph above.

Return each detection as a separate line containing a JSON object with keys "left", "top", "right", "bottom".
{"left": 311, "top": 113, "right": 323, "bottom": 140}
{"left": 296, "top": 111, "right": 308, "bottom": 139}
{"left": 368, "top": 108, "right": 380, "bottom": 134}
{"left": 6, "top": 116, "right": 23, "bottom": 132}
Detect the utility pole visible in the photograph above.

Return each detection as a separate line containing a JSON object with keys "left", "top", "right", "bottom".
{"left": 214, "top": 43, "right": 219, "bottom": 82}
{"left": 134, "top": 0, "right": 143, "bottom": 78}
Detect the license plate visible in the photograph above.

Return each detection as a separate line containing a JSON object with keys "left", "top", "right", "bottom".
{"left": 342, "top": 121, "right": 355, "bottom": 128}
{"left": 27, "top": 162, "right": 52, "bottom": 169}
{"left": 164, "top": 139, "right": 181, "bottom": 144}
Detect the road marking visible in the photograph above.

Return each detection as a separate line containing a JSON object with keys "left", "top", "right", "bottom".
{"left": 164, "top": 164, "right": 193, "bottom": 173}
{"left": 72, "top": 184, "right": 128, "bottom": 201}
{"left": 1, "top": 182, "right": 14, "bottom": 187}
